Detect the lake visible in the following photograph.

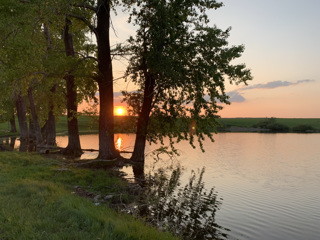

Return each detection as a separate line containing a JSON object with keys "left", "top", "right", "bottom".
{"left": 32, "top": 133, "right": 320, "bottom": 239}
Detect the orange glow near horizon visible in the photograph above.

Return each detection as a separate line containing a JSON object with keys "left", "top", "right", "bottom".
{"left": 115, "top": 106, "right": 126, "bottom": 116}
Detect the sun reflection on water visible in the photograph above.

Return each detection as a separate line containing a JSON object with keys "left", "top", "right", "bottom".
{"left": 116, "top": 137, "right": 122, "bottom": 151}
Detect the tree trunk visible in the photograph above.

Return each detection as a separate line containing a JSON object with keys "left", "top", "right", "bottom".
{"left": 15, "top": 92, "right": 28, "bottom": 143}
{"left": 10, "top": 137, "right": 16, "bottom": 150}
{"left": 28, "top": 118, "right": 36, "bottom": 152}
{"left": 9, "top": 112, "right": 17, "bottom": 133}
{"left": 28, "top": 117, "right": 35, "bottom": 142}
{"left": 96, "top": 0, "right": 118, "bottom": 159}
{"left": 43, "top": 22, "right": 56, "bottom": 146}
{"left": 97, "top": 82, "right": 118, "bottom": 159}
{"left": 61, "top": 17, "right": 82, "bottom": 157}
{"left": 46, "top": 85, "right": 56, "bottom": 146}
{"left": 28, "top": 87, "right": 43, "bottom": 147}
{"left": 131, "top": 75, "right": 155, "bottom": 162}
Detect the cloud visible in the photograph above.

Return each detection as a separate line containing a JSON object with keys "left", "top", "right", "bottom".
{"left": 223, "top": 79, "right": 315, "bottom": 103}
{"left": 112, "top": 79, "right": 315, "bottom": 105}
{"left": 95, "top": 92, "right": 125, "bottom": 105}
{"left": 114, "top": 92, "right": 124, "bottom": 105}
{"left": 204, "top": 91, "right": 246, "bottom": 103}
{"left": 241, "top": 79, "right": 315, "bottom": 90}
{"left": 227, "top": 91, "right": 246, "bottom": 103}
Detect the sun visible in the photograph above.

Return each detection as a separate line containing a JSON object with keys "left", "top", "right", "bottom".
{"left": 115, "top": 107, "right": 125, "bottom": 116}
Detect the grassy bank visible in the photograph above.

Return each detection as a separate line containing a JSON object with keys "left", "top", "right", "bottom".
{"left": 0, "top": 152, "right": 177, "bottom": 240}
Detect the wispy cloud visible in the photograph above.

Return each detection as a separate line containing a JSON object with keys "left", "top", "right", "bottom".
{"left": 227, "top": 91, "right": 246, "bottom": 103}
{"left": 224, "top": 79, "right": 316, "bottom": 103}
{"left": 113, "top": 79, "right": 315, "bottom": 105}
{"left": 241, "top": 79, "right": 315, "bottom": 90}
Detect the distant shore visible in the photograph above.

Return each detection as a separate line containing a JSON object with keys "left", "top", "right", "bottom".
{"left": 1, "top": 117, "right": 320, "bottom": 138}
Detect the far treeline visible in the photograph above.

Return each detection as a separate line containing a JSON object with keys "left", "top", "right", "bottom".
{"left": 219, "top": 117, "right": 320, "bottom": 133}
{"left": 61, "top": 116, "right": 320, "bottom": 133}
{"left": 60, "top": 116, "right": 320, "bottom": 133}
{"left": 0, "top": 0, "right": 252, "bottom": 162}
{"left": 1, "top": 116, "right": 319, "bottom": 137}
{"left": 76, "top": 116, "right": 320, "bottom": 133}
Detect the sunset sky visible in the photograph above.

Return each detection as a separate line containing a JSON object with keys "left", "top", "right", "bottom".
{"left": 109, "top": 0, "right": 320, "bottom": 118}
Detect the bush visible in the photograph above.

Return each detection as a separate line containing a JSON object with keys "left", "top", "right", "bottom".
{"left": 292, "top": 125, "right": 315, "bottom": 133}
{"left": 253, "top": 118, "right": 289, "bottom": 132}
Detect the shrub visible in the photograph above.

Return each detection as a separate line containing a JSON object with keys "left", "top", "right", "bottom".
{"left": 292, "top": 125, "right": 315, "bottom": 133}
{"left": 253, "top": 118, "right": 289, "bottom": 132}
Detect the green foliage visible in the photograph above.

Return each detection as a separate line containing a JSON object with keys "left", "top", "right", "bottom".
{"left": 218, "top": 118, "right": 320, "bottom": 131}
{"left": 292, "top": 124, "right": 315, "bottom": 133}
{"left": 0, "top": 0, "right": 98, "bottom": 130}
{"left": 122, "top": 0, "right": 252, "bottom": 151}
{"left": 253, "top": 117, "right": 289, "bottom": 132}
{"left": 0, "top": 152, "right": 177, "bottom": 240}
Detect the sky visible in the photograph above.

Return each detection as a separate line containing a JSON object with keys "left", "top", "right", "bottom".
{"left": 108, "top": 0, "right": 320, "bottom": 118}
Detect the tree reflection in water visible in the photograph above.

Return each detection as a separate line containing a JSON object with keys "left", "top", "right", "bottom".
{"left": 133, "top": 159, "right": 229, "bottom": 240}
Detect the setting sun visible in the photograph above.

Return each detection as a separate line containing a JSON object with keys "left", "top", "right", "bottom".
{"left": 115, "top": 107, "right": 125, "bottom": 116}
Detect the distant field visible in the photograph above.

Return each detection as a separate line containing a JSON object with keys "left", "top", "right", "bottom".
{"left": 55, "top": 115, "right": 99, "bottom": 135}
{"left": 1, "top": 116, "right": 320, "bottom": 137}
{"left": 218, "top": 118, "right": 320, "bottom": 130}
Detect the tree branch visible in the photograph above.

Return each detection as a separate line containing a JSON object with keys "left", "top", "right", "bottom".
{"left": 66, "top": 55, "right": 98, "bottom": 74}
{"left": 67, "top": 13, "right": 97, "bottom": 36}
{"left": 72, "top": 3, "right": 97, "bottom": 12}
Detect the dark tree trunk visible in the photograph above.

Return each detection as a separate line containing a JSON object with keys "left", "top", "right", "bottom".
{"left": 96, "top": 0, "right": 118, "bottom": 159}
{"left": 43, "top": 22, "right": 56, "bottom": 146}
{"left": 9, "top": 112, "right": 17, "bottom": 133}
{"left": 10, "top": 137, "right": 16, "bottom": 150}
{"left": 61, "top": 17, "right": 82, "bottom": 157}
{"left": 28, "top": 118, "right": 36, "bottom": 152}
{"left": 131, "top": 75, "right": 155, "bottom": 162}
{"left": 28, "top": 118, "right": 35, "bottom": 142}
{"left": 19, "top": 141, "right": 28, "bottom": 152}
{"left": 133, "top": 164, "right": 145, "bottom": 182}
{"left": 97, "top": 82, "right": 118, "bottom": 159}
{"left": 41, "top": 121, "right": 47, "bottom": 143}
{"left": 15, "top": 93, "right": 28, "bottom": 144}
{"left": 28, "top": 87, "right": 43, "bottom": 147}
{"left": 46, "top": 85, "right": 56, "bottom": 146}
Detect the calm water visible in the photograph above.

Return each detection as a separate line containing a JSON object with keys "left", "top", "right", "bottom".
{"left": 56, "top": 133, "right": 320, "bottom": 239}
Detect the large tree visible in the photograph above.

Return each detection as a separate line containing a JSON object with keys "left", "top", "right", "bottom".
{"left": 68, "top": 0, "right": 120, "bottom": 159}
{"left": 61, "top": 17, "right": 82, "bottom": 156}
{"left": 123, "top": 0, "right": 252, "bottom": 162}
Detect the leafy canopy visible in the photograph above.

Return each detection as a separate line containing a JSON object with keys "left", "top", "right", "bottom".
{"left": 122, "top": 0, "right": 252, "bottom": 150}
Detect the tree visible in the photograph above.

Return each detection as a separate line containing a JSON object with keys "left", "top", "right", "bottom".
{"left": 123, "top": 0, "right": 252, "bottom": 162}
{"left": 0, "top": 0, "right": 56, "bottom": 147}
{"left": 0, "top": 0, "right": 96, "bottom": 152}
{"left": 68, "top": 0, "right": 120, "bottom": 159}
{"left": 253, "top": 117, "right": 289, "bottom": 132}
{"left": 61, "top": 17, "right": 82, "bottom": 156}
{"left": 15, "top": 92, "right": 28, "bottom": 143}
{"left": 28, "top": 86, "right": 43, "bottom": 146}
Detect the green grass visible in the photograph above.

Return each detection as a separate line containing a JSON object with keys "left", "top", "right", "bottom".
{"left": 0, "top": 152, "right": 177, "bottom": 240}
{"left": 218, "top": 118, "right": 320, "bottom": 131}
{"left": 55, "top": 115, "right": 99, "bottom": 135}
{"left": 0, "top": 122, "right": 19, "bottom": 138}
{"left": 2, "top": 116, "right": 320, "bottom": 137}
